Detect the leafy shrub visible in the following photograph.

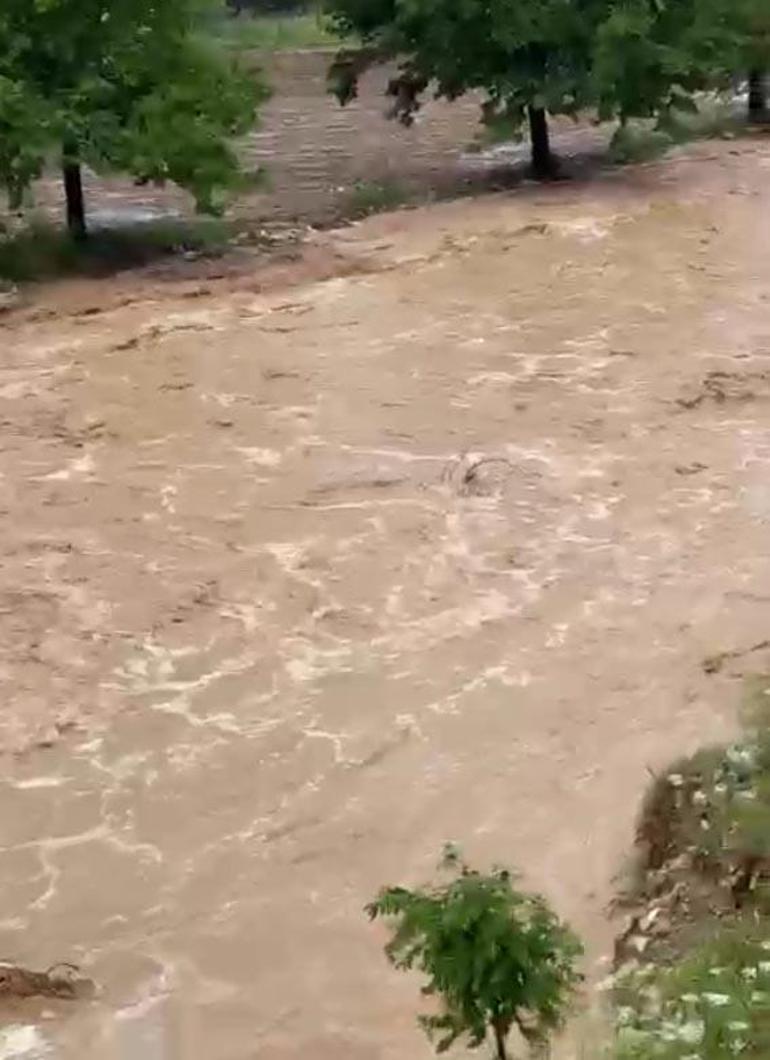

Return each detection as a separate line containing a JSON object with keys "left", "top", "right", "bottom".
{"left": 346, "top": 179, "right": 408, "bottom": 217}
{"left": 614, "top": 928, "right": 770, "bottom": 1058}
{"left": 367, "top": 846, "right": 583, "bottom": 1059}
{"left": 612, "top": 678, "right": 770, "bottom": 1058}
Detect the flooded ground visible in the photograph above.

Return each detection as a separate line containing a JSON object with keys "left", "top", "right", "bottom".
{"left": 3, "top": 139, "right": 770, "bottom": 1059}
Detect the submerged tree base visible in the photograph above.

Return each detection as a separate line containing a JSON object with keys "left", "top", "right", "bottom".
{"left": 527, "top": 106, "right": 558, "bottom": 180}
{"left": 62, "top": 158, "right": 87, "bottom": 241}
{"left": 748, "top": 71, "right": 769, "bottom": 123}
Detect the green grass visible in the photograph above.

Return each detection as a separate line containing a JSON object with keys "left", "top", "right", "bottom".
{"left": 609, "top": 97, "right": 743, "bottom": 165}
{"left": 0, "top": 215, "right": 234, "bottom": 283}
{"left": 608, "top": 124, "right": 674, "bottom": 165}
{"left": 345, "top": 179, "right": 410, "bottom": 217}
{"left": 212, "top": 12, "right": 344, "bottom": 52}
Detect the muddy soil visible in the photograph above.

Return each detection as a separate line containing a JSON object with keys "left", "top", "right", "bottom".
{"left": 2, "top": 140, "right": 770, "bottom": 1059}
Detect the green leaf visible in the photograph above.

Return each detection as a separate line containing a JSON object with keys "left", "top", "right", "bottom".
{"left": 367, "top": 849, "right": 583, "bottom": 1057}
{"left": 0, "top": 0, "right": 266, "bottom": 229}
{"left": 325, "top": 0, "right": 768, "bottom": 166}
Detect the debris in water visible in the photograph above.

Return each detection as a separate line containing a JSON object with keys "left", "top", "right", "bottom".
{"left": 702, "top": 639, "right": 770, "bottom": 675}
{"left": 0, "top": 962, "right": 95, "bottom": 1001}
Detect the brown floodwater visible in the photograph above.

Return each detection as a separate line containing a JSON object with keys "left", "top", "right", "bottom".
{"left": 2, "top": 139, "right": 770, "bottom": 1059}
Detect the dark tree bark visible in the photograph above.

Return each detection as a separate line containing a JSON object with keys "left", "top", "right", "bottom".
{"left": 62, "top": 145, "right": 87, "bottom": 241}
{"left": 527, "top": 104, "right": 554, "bottom": 179}
{"left": 493, "top": 1021, "right": 509, "bottom": 1060}
{"left": 748, "top": 70, "right": 767, "bottom": 121}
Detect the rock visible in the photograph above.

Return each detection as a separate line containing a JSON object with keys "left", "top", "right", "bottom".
{"left": 630, "top": 934, "right": 650, "bottom": 955}
{"left": 639, "top": 906, "right": 662, "bottom": 933}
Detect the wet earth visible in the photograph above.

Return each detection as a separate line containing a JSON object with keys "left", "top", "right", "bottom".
{"left": 2, "top": 138, "right": 770, "bottom": 1058}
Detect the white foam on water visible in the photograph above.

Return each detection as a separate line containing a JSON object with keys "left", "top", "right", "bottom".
{"left": 0, "top": 1026, "right": 51, "bottom": 1060}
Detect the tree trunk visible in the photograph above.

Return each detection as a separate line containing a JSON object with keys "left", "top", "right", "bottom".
{"left": 493, "top": 1023, "right": 509, "bottom": 1060}
{"left": 748, "top": 70, "right": 767, "bottom": 121}
{"left": 62, "top": 146, "right": 87, "bottom": 241}
{"left": 527, "top": 105, "right": 553, "bottom": 179}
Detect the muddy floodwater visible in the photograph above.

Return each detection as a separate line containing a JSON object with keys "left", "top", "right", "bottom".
{"left": 3, "top": 140, "right": 770, "bottom": 1058}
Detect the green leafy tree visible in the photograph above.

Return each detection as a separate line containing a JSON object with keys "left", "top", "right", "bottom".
{"left": 593, "top": 0, "right": 769, "bottom": 128}
{"left": 0, "top": 0, "right": 266, "bottom": 239}
{"left": 326, "top": 0, "right": 768, "bottom": 183}
{"left": 367, "top": 847, "right": 583, "bottom": 1059}
{"left": 592, "top": 0, "right": 725, "bottom": 126}
{"left": 326, "top": 0, "right": 609, "bottom": 178}
{"left": 0, "top": 76, "right": 50, "bottom": 212}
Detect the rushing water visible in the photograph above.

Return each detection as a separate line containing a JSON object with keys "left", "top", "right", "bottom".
{"left": 2, "top": 141, "right": 770, "bottom": 1058}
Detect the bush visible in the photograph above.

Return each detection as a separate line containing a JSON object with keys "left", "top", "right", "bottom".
{"left": 368, "top": 846, "right": 583, "bottom": 1059}
{"left": 611, "top": 678, "right": 770, "bottom": 1058}
{"left": 346, "top": 179, "right": 408, "bottom": 217}
{"left": 614, "top": 927, "right": 770, "bottom": 1058}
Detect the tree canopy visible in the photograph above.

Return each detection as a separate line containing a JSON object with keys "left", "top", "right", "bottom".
{"left": 593, "top": 0, "right": 764, "bottom": 125}
{"left": 367, "top": 848, "right": 583, "bottom": 1059}
{"left": 327, "top": 0, "right": 769, "bottom": 176}
{"left": 0, "top": 0, "right": 267, "bottom": 236}
{"left": 329, "top": 0, "right": 611, "bottom": 176}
